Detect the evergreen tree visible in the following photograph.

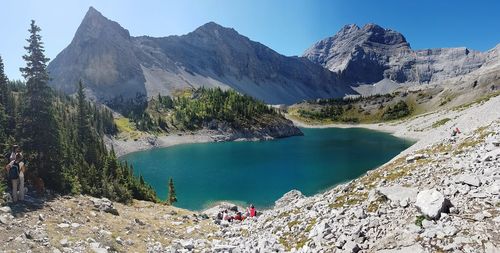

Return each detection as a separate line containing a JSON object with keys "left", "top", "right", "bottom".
{"left": 0, "top": 56, "right": 8, "bottom": 149}
{"left": 19, "top": 20, "right": 64, "bottom": 191}
{"left": 168, "top": 177, "right": 177, "bottom": 205}
{"left": 0, "top": 55, "right": 8, "bottom": 105}
{"left": 76, "top": 80, "right": 97, "bottom": 163}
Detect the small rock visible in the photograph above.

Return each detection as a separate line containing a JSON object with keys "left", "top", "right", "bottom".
{"left": 180, "top": 239, "right": 195, "bottom": 250}
{"left": 486, "top": 181, "right": 500, "bottom": 195}
{"left": 406, "top": 154, "right": 426, "bottom": 163}
{"left": 38, "top": 214, "right": 45, "bottom": 222}
{"left": 0, "top": 215, "right": 10, "bottom": 225}
{"left": 57, "top": 223, "right": 70, "bottom": 228}
{"left": 442, "top": 225, "right": 458, "bottom": 236}
{"left": 0, "top": 206, "right": 12, "bottom": 213}
{"left": 400, "top": 199, "right": 409, "bottom": 208}
{"left": 421, "top": 219, "right": 434, "bottom": 229}
{"left": 343, "top": 241, "right": 360, "bottom": 253}
{"left": 59, "top": 238, "right": 69, "bottom": 247}
{"left": 353, "top": 208, "right": 366, "bottom": 219}
{"left": 456, "top": 174, "right": 481, "bottom": 187}
{"left": 25, "top": 228, "right": 48, "bottom": 241}
{"left": 90, "top": 242, "right": 108, "bottom": 253}
{"left": 474, "top": 212, "right": 485, "bottom": 221}
{"left": 335, "top": 235, "right": 347, "bottom": 248}
{"left": 186, "top": 226, "right": 195, "bottom": 234}
{"left": 134, "top": 218, "right": 146, "bottom": 226}
{"left": 115, "top": 237, "right": 123, "bottom": 245}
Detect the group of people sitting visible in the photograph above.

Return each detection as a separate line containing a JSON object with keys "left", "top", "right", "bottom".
{"left": 3, "top": 145, "right": 26, "bottom": 203}
{"left": 216, "top": 204, "right": 257, "bottom": 223}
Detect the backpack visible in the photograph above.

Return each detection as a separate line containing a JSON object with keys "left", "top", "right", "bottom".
{"left": 9, "top": 162, "right": 20, "bottom": 180}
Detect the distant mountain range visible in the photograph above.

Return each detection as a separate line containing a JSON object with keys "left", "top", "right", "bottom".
{"left": 47, "top": 7, "right": 499, "bottom": 104}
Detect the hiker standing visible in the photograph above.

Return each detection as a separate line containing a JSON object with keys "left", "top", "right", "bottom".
{"left": 247, "top": 204, "right": 256, "bottom": 217}
{"left": 5, "top": 153, "right": 26, "bottom": 202}
{"left": 8, "top": 145, "right": 19, "bottom": 162}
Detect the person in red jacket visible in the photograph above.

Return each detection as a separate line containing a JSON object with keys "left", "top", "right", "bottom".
{"left": 248, "top": 204, "right": 256, "bottom": 217}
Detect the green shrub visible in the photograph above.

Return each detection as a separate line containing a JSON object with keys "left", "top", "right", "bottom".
{"left": 415, "top": 215, "right": 426, "bottom": 227}
{"left": 0, "top": 180, "right": 5, "bottom": 196}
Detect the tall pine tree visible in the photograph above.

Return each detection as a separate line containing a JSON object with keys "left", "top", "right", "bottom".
{"left": 168, "top": 177, "right": 177, "bottom": 205}
{"left": 76, "top": 80, "right": 97, "bottom": 163}
{"left": 0, "top": 56, "right": 8, "bottom": 148}
{"left": 19, "top": 20, "right": 64, "bottom": 191}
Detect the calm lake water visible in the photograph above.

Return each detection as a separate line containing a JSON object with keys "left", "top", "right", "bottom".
{"left": 121, "top": 128, "right": 413, "bottom": 210}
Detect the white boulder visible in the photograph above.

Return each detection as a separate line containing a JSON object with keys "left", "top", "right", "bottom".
{"left": 415, "top": 189, "right": 450, "bottom": 219}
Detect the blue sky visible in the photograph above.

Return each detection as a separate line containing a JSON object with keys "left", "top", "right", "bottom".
{"left": 1, "top": 0, "right": 499, "bottom": 79}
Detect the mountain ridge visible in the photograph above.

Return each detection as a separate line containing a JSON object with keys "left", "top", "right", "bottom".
{"left": 48, "top": 7, "right": 499, "bottom": 105}
{"left": 48, "top": 7, "right": 354, "bottom": 105}
{"left": 303, "top": 23, "right": 495, "bottom": 86}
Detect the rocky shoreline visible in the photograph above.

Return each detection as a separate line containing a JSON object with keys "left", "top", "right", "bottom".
{"left": 108, "top": 118, "right": 303, "bottom": 157}
{"left": 205, "top": 120, "right": 500, "bottom": 252}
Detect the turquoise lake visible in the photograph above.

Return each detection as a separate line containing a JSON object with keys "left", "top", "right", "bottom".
{"left": 121, "top": 128, "right": 413, "bottom": 210}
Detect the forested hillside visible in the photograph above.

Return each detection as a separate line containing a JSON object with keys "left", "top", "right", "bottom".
{"left": 0, "top": 21, "right": 156, "bottom": 203}
{"left": 112, "top": 88, "right": 285, "bottom": 133}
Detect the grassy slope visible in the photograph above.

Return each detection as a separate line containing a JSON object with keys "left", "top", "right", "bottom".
{"left": 288, "top": 85, "right": 500, "bottom": 125}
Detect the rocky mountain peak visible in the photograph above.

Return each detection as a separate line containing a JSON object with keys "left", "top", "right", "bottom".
{"left": 48, "top": 7, "right": 144, "bottom": 99}
{"left": 361, "top": 23, "right": 409, "bottom": 46}
{"left": 74, "top": 6, "right": 130, "bottom": 43}
{"left": 190, "top": 21, "right": 241, "bottom": 41}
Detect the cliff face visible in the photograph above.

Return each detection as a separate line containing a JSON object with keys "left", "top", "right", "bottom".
{"left": 303, "top": 24, "right": 491, "bottom": 86}
{"left": 48, "top": 7, "right": 354, "bottom": 105}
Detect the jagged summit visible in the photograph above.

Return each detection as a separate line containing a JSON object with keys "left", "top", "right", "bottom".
{"left": 74, "top": 6, "right": 130, "bottom": 42}
{"left": 48, "top": 7, "right": 144, "bottom": 100}
{"left": 86, "top": 6, "right": 101, "bottom": 17}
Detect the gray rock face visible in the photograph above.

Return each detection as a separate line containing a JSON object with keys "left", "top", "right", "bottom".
{"left": 48, "top": 7, "right": 146, "bottom": 100}
{"left": 377, "top": 186, "right": 418, "bottom": 206}
{"left": 303, "top": 23, "right": 490, "bottom": 86}
{"left": 48, "top": 7, "right": 354, "bottom": 105}
{"left": 455, "top": 174, "right": 481, "bottom": 187}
